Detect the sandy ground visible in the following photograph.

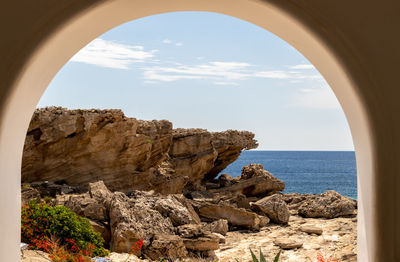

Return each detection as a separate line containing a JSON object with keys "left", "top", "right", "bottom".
{"left": 215, "top": 215, "right": 357, "bottom": 262}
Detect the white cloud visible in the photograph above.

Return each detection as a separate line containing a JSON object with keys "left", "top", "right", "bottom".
{"left": 289, "top": 64, "right": 315, "bottom": 70}
{"left": 69, "top": 38, "right": 324, "bottom": 86}
{"left": 293, "top": 87, "right": 341, "bottom": 110}
{"left": 143, "top": 69, "right": 202, "bottom": 82}
{"left": 70, "top": 38, "right": 157, "bottom": 69}
{"left": 143, "top": 60, "right": 323, "bottom": 85}
{"left": 143, "top": 61, "right": 251, "bottom": 82}
{"left": 162, "top": 39, "right": 183, "bottom": 46}
{"left": 253, "top": 70, "right": 292, "bottom": 79}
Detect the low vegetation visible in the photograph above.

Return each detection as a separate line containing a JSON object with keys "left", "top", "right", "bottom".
{"left": 21, "top": 201, "right": 108, "bottom": 261}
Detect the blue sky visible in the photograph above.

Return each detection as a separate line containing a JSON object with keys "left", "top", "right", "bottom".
{"left": 38, "top": 12, "right": 354, "bottom": 151}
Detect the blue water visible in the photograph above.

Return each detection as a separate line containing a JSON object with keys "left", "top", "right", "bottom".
{"left": 221, "top": 151, "right": 357, "bottom": 199}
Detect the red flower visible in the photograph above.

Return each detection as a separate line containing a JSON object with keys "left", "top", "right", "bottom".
{"left": 131, "top": 239, "right": 144, "bottom": 255}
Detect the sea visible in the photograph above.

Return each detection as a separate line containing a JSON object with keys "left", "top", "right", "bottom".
{"left": 221, "top": 150, "right": 357, "bottom": 200}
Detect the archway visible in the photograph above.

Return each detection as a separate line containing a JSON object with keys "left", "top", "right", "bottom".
{"left": 0, "top": 1, "right": 375, "bottom": 261}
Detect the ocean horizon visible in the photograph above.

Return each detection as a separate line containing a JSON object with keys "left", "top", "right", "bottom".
{"left": 221, "top": 150, "right": 357, "bottom": 199}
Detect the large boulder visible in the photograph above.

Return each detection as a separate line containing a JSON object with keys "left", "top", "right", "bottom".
{"left": 56, "top": 181, "right": 113, "bottom": 221}
{"left": 296, "top": 191, "right": 357, "bottom": 218}
{"left": 251, "top": 194, "right": 290, "bottom": 224}
{"left": 144, "top": 234, "right": 187, "bottom": 260}
{"left": 22, "top": 108, "right": 257, "bottom": 194}
{"left": 109, "top": 190, "right": 202, "bottom": 257}
{"left": 172, "top": 194, "right": 202, "bottom": 225}
{"left": 154, "top": 195, "right": 201, "bottom": 226}
{"left": 88, "top": 180, "right": 113, "bottom": 209}
{"left": 211, "top": 164, "right": 285, "bottom": 197}
{"left": 64, "top": 193, "right": 108, "bottom": 221}
{"left": 194, "top": 202, "right": 269, "bottom": 230}
{"left": 109, "top": 192, "right": 175, "bottom": 253}
{"left": 175, "top": 224, "right": 220, "bottom": 252}
{"left": 182, "top": 233, "right": 220, "bottom": 251}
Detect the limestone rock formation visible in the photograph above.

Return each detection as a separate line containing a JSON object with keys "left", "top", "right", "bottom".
{"left": 19, "top": 107, "right": 358, "bottom": 260}
{"left": 22, "top": 107, "right": 257, "bottom": 193}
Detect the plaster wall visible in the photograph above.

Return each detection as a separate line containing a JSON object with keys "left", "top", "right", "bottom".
{"left": 0, "top": 0, "right": 399, "bottom": 261}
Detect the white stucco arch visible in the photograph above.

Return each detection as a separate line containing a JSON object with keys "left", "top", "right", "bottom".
{"left": 1, "top": 0, "right": 393, "bottom": 261}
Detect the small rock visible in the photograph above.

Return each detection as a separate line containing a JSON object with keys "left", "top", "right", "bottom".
{"left": 212, "top": 232, "right": 226, "bottom": 243}
{"left": 20, "top": 242, "right": 29, "bottom": 251}
{"left": 300, "top": 225, "right": 323, "bottom": 235}
{"left": 107, "top": 252, "right": 148, "bottom": 262}
{"left": 213, "top": 164, "right": 285, "bottom": 197}
{"left": 274, "top": 238, "right": 303, "bottom": 249}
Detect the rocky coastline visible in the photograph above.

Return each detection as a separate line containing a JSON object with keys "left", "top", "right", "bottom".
{"left": 21, "top": 108, "right": 357, "bottom": 261}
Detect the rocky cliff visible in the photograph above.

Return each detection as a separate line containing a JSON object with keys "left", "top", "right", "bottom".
{"left": 22, "top": 107, "right": 258, "bottom": 193}
{"left": 21, "top": 108, "right": 357, "bottom": 261}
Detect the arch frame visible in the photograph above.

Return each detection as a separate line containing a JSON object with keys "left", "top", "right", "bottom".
{"left": 0, "top": 0, "right": 381, "bottom": 261}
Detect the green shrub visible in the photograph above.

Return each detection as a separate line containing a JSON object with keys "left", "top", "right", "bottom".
{"left": 21, "top": 201, "right": 108, "bottom": 257}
